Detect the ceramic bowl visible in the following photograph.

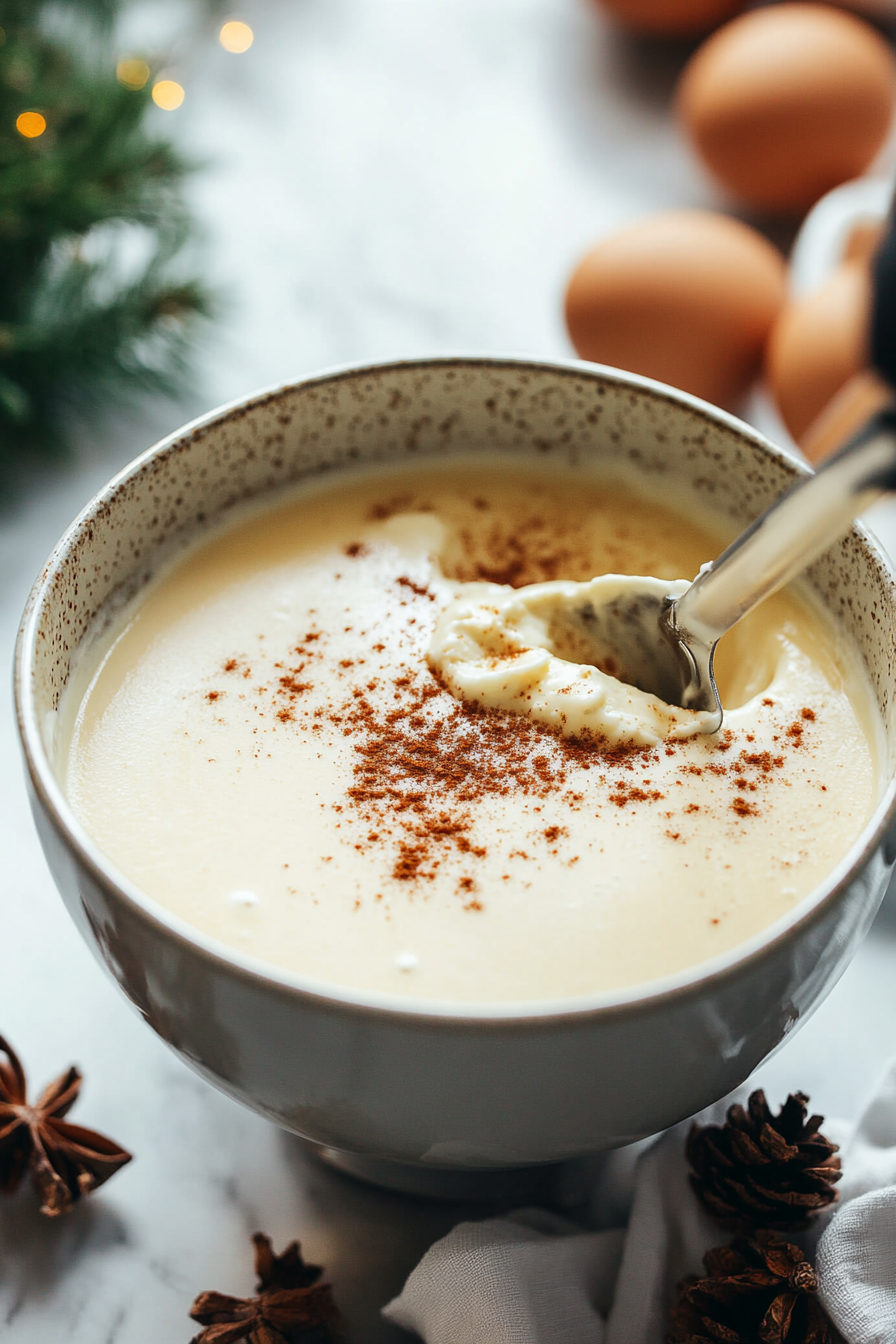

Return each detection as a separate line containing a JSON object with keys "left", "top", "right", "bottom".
{"left": 15, "top": 357, "right": 896, "bottom": 1194}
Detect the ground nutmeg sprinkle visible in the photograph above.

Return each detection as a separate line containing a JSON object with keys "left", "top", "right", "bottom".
{"left": 207, "top": 592, "right": 820, "bottom": 911}
{"left": 64, "top": 465, "right": 876, "bottom": 1000}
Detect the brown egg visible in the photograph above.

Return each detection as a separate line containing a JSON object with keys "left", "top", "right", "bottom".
{"left": 677, "top": 4, "right": 896, "bottom": 215}
{"left": 800, "top": 369, "right": 892, "bottom": 464}
{"left": 765, "top": 262, "right": 871, "bottom": 442}
{"left": 593, "top": 0, "right": 743, "bottom": 37}
{"left": 564, "top": 210, "right": 786, "bottom": 409}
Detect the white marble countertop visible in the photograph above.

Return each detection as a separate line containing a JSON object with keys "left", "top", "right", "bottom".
{"left": 4, "top": 1, "right": 896, "bottom": 1339}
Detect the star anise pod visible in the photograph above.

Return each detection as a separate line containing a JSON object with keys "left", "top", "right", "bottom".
{"left": 687, "top": 1090, "right": 841, "bottom": 1232}
{"left": 0, "top": 1033, "right": 132, "bottom": 1217}
{"left": 189, "top": 1233, "right": 341, "bottom": 1343}
{"left": 668, "top": 1232, "right": 837, "bottom": 1343}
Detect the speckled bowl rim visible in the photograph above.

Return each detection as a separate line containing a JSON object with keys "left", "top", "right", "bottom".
{"left": 15, "top": 354, "right": 896, "bottom": 1027}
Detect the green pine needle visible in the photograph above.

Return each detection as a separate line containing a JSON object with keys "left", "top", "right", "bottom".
{"left": 0, "top": 0, "right": 213, "bottom": 464}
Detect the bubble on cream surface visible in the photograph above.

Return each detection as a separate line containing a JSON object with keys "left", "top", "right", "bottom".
{"left": 229, "top": 889, "right": 260, "bottom": 908}
{"left": 60, "top": 458, "right": 882, "bottom": 1004}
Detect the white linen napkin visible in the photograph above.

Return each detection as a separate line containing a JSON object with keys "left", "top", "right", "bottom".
{"left": 382, "top": 1209, "right": 625, "bottom": 1344}
{"left": 383, "top": 1059, "right": 896, "bottom": 1344}
{"left": 815, "top": 1060, "right": 896, "bottom": 1344}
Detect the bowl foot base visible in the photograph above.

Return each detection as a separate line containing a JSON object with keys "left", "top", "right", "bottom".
{"left": 309, "top": 1143, "right": 606, "bottom": 1204}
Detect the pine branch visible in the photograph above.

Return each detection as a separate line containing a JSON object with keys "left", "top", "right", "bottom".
{"left": 1, "top": 233, "right": 213, "bottom": 461}
{"left": 0, "top": 0, "right": 214, "bottom": 465}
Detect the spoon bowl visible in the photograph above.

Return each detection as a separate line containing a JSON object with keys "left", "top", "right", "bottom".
{"left": 519, "top": 574, "right": 709, "bottom": 717}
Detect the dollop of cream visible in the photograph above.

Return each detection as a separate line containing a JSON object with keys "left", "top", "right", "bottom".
{"left": 428, "top": 575, "right": 718, "bottom": 746}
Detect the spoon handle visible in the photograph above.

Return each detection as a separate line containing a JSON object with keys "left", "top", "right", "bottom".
{"left": 674, "top": 406, "right": 896, "bottom": 646}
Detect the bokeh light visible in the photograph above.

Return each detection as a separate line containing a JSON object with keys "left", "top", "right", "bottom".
{"left": 117, "top": 58, "right": 151, "bottom": 91}
{"left": 152, "top": 80, "right": 185, "bottom": 111}
{"left": 219, "top": 20, "right": 254, "bottom": 53}
{"left": 16, "top": 111, "right": 46, "bottom": 139}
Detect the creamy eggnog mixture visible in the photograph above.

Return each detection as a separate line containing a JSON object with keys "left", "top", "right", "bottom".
{"left": 62, "top": 461, "right": 880, "bottom": 1001}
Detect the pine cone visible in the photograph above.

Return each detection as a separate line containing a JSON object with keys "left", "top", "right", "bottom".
{"left": 668, "top": 1232, "right": 836, "bottom": 1343}
{"left": 687, "top": 1091, "right": 841, "bottom": 1232}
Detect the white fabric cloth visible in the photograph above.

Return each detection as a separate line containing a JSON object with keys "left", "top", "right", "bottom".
{"left": 815, "top": 1060, "right": 896, "bottom": 1344}
{"left": 383, "top": 1059, "right": 896, "bottom": 1344}
{"left": 383, "top": 1210, "right": 625, "bottom": 1344}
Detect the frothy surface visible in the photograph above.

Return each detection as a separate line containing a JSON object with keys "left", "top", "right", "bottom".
{"left": 61, "top": 461, "right": 880, "bottom": 1002}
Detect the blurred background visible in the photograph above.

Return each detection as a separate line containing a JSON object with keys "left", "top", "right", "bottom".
{"left": 4, "top": 1, "right": 896, "bottom": 1340}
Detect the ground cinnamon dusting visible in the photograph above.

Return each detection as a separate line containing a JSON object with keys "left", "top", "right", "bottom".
{"left": 200, "top": 498, "right": 822, "bottom": 897}
{"left": 204, "top": 622, "right": 819, "bottom": 888}
{"left": 732, "top": 797, "right": 760, "bottom": 818}
{"left": 397, "top": 576, "right": 435, "bottom": 600}
{"left": 332, "top": 669, "right": 603, "bottom": 890}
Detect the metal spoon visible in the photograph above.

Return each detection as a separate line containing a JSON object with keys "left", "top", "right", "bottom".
{"left": 569, "top": 204, "right": 896, "bottom": 734}
{"left": 571, "top": 408, "right": 896, "bottom": 733}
